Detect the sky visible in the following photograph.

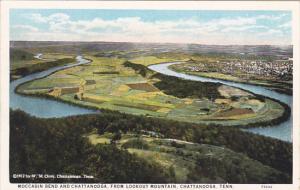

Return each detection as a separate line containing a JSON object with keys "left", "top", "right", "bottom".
{"left": 10, "top": 9, "right": 292, "bottom": 45}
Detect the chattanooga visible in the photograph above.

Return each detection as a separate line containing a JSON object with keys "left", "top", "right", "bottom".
{"left": 56, "top": 174, "right": 81, "bottom": 178}
{"left": 9, "top": 41, "right": 293, "bottom": 184}
{"left": 180, "top": 184, "right": 217, "bottom": 188}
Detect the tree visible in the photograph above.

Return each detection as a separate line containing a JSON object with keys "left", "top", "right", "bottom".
{"left": 111, "top": 130, "right": 122, "bottom": 144}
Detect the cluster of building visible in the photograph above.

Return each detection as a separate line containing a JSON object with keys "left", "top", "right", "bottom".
{"left": 48, "top": 80, "right": 96, "bottom": 97}
{"left": 185, "top": 59, "right": 293, "bottom": 80}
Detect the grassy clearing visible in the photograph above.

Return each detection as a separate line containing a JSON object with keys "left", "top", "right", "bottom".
{"left": 10, "top": 51, "right": 73, "bottom": 70}
{"left": 129, "top": 56, "right": 180, "bottom": 66}
{"left": 126, "top": 83, "right": 159, "bottom": 92}
{"left": 87, "top": 131, "right": 287, "bottom": 183}
{"left": 39, "top": 53, "right": 75, "bottom": 60}
{"left": 10, "top": 59, "right": 46, "bottom": 70}
{"left": 10, "top": 52, "right": 76, "bottom": 80}
{"left": 21, "top": 78, "right": 83, "bottom": 90}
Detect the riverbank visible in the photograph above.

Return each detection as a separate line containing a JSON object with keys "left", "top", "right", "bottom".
{"left": 148, "top": 62, "right": 292, "bottom": 141}
{"left": 14, "top": 86, "right": 291, "bottom": 130}
{"left": 15, "top": 57, "right": 290, "bottom": 130}
{"left": 146, "top": 62, "right": 291, "bottom": 129}
{"left": 10, "top": 57, "right": 77, "bottom": 81}
{"left": 10, "top": 54, "right": 292, "bottom": 141}
{"left": 169, "top": 64, "right": 292, "bottom": 95}
{"left": 10, "top": 56, "right": 96, "bottom": 118}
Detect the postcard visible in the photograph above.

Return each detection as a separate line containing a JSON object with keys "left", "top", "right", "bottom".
{"left": 1, "top": 1, "right": 299, "bottom": 190}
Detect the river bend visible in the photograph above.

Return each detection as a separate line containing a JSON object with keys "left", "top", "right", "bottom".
{"left": 148, "top": 62, "right": 292, "bottom": 142}
{"left": 10, "top": 56, "right": 96, "bottom": 118}
{"left": 10, "top": 57, "right": 292, "bottom": 142}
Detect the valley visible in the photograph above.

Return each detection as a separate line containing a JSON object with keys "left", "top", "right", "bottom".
{"left": 9, "top": 41, "right": 293, "bottom": 184}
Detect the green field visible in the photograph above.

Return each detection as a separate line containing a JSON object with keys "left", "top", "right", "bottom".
{"left": 13, "top": 55, "right": 284, "bottom": 125}
{"left": 15, "top": 53, "right": 287, "bottom": 126}
{"left": 10, "top": 50, "right": 76, "bottom": 80}
{"left": 129, "top": 55, "right": 185, "bottom": 66}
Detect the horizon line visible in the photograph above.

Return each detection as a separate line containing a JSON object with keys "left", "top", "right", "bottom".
{"left": 10, "top": 40, "right": 293, "bottom": 47}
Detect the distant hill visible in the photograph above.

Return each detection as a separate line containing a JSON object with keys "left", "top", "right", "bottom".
{"left": 10, "top": 41, "right": 293, "bottom": 60}
{"left": 10, "top": 48, "right": 34, "bottom": 61}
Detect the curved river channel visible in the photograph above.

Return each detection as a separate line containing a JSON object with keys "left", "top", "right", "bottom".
{"left": 10, "top": 56, "right": 96, "bottom": 118}
{"left": 10, "top": 57, "right": 292, "bottom": 142}
{"left": 148, "top": 62, "right": 292, "bottom": 142}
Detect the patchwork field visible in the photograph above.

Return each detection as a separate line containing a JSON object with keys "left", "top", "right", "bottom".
{"left": 16, "top": 53, "right": 287, "bottom": 126}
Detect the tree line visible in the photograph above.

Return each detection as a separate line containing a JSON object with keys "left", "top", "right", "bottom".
{"left": 10, "top": 109, "right": 292, "bottom": 183}
{"left": 123, "top": 61, "right": 223, "bottom": 100}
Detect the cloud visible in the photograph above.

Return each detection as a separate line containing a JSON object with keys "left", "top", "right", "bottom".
{"left": 278, "top": 21, "right": 291, "bottom": 29}
{"left": 256, "top": 14, "right": 287, "bottom": 21}
{"left": 48, "top": 13, "right": 70, "bottom": 22}
{"left": 11, "top": 25, "right": 39, "bottom": 32}
{"left": 12, "top": 12, "right": 291, "bottom": 45}
{"left": 27, "top": 13, "right": 70, "bottom": 23}
{"left": 221, "top": 25, "right": 268, "bottom": 33}
{"left": 26, "top": 13, "right": 48, "bottom": 23}
{"left": 258, "top": 29, "right": 283, "bottom": 37}
{"left": 211, "top": 17, "right": 257, "bottom": 27}
{"left": 24, "top": 13, "right": 262, "bottom": 34}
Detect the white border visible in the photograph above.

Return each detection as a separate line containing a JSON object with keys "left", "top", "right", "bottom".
{"left": 1, "top": 1, "right": 299, "bottom": 190}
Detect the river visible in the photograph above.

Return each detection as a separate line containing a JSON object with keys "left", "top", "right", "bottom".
{"left": 148, "top": 62, "right": 292, "bottom": 142}
{"left": 10, "top": 57, "right": 292, "bottom": 142}
{"left": 10, "top": 56, "right": 96, "bottom": 118}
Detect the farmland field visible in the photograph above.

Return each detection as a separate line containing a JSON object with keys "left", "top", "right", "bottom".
{"left": 15, "top": 53, "right": 287, "bottom": 127}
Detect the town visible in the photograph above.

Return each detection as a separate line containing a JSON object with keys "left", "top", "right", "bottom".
{"left": 183, "top": 59, "right": 293, "bottom": 81}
